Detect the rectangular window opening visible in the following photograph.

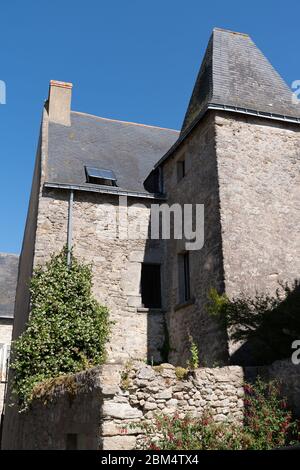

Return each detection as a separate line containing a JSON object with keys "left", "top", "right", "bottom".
{"left": 141, "top": 264, "right": 162, "bottom": 308}
{"left": 178, "top": 252, "right": 191, "bottom": 303}
{"left": 177, "top": 158, "right": 186, "bottom": 182}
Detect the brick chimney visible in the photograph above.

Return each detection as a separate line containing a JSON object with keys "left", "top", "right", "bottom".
{"left": 48, "top": 80, "right": 73, "bottom": 126}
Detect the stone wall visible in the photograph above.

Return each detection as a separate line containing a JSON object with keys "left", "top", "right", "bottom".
{"left": 4, "top": 360, "right": 300, "bottom": 450}
{"left": 0, "top": 319, "right": 13, "bottom": 347}
{"left": 0, "top": 314, "right": 14, "bottom": 416}
{"left": 161, "top": 110, "right": 300, "bottom": 365}
{"left": 162, "top": 111, "right": 229, "bottom": 367}
{"left": 215, "top": 112, "right": 300, "bottom": 297}
{"left": 33, "top": 189, "right": 165, "bottom": 364}
{"left": 0, "top": 253, "right": 19, "bottom": 319}
{"left": 2, "top": 367, "right": 105, "bottom": 449}
{"left": 102, "top": 363, "right": 245, "bottom": 450}
{"left": 2, "top": 362, "right": 244, "bottom": 449}
{"left": 0, "top": 252, "right": 18, "bottom": 416}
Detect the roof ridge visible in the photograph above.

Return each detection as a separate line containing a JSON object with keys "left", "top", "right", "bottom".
{"left": 71, "top": 110, "right": 179, "bottom": 133}
{"left": 213, "top": 27, "right": 249, "bottom": 38}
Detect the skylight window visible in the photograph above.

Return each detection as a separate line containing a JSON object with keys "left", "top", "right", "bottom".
{"left": 85, "top": 166, "right": 117, "bottom": 186}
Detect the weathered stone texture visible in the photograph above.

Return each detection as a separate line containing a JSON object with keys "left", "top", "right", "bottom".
{"left": 0, "top": 253, "right": 19, "bottom": 319}
{"left": 4, "top": 360, "right": 300, "bottom": 449}
{"left": 0, "top": 318, "right": 13, "bottom": 415}
{"left": 162, "top": 112, "right": 229, "bottom": 367}
{"left": 215, "top": 112, "right": 300, "bottom": 297}
{"left": 162, "top": 110, "right": 300, "bottom": 365}
{"left": 0, "top": 319, "right": 13, "bottom": 345}
{"left": 34, "top": 190, "right": 165, "bottom": 364}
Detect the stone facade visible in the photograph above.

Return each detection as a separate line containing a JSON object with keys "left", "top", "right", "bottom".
{"left": 34, "top": 189, "right": 165, "bottom": 364}
{"left": 0, "top": 253, "right": 19, "bottom": 417}
{"left": 4, "top": 360, "right": 300, "bottom": 450}
{"left": 215, "top": 112, "right": 300, "bottom": 358}
{"left": 215, "top": 112, "right": 300, "bottom": 297}
{"left": 0, "top": 320, "right": 13, "bottom": 350}
{"left": 102, "top": 363, "right": 244, "bottom": 450}
{"left": 162, "top": 112, "right": 229, "bottom": 367}
{"left": 3, "top": 29, "right": 300, "bottom": 448}
{"left": 2, "top": 362, "right": 245, "bottom": 449}
{"left": 161, "top": 110, "right": 300, "bottom": 365}
{"left": 0, "top": 320, "right": 13, "bottom": 415}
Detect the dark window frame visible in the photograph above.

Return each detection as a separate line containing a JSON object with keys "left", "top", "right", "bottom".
{"left": 178, "top": 252, "right": 191, "bottom": 303}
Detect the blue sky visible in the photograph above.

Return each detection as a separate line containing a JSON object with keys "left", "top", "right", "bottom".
{"left": 0, "top": 0, "right": 299, "bottom": 254}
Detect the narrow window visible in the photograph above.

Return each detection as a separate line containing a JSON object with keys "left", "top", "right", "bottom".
{"left": 177, "top": 158, "right": 186, "bottom": 182}
{"left": 141, "top": 264, "right": 162, "bottom": 308}
{"left": 66, "top": 433, "right": 78, "bottom": 450}
{"left": 178, "top": 252, "right": 191, "bottom": 303}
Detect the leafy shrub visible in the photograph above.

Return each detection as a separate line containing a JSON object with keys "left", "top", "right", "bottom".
{"left": 136, "top": 379, "right": 300, "bottom": 450}
{"left": 11, "top": 248, "right": 111, "bottom": 408}
{"left": 207, "top": 282, "right": 300, "bottom": 364}
{"left": 187, "top": 335, "right": 199, "bottom": 369}
{"left": 242, "top": 378, "right": 299, "bottom": 449}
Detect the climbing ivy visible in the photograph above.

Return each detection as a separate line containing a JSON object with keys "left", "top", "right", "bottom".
{"left": 11, "top": 247, "right": 111, "bottom": 408}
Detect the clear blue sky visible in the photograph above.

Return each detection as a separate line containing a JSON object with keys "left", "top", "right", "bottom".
{"left": 0, "top": 0, "right": 299, "bottom": 254}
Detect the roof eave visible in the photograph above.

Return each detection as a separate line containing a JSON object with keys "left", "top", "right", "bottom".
{"left": 154, "top": 104, "right": 300, "bottom": 169}
{"left": 44, "top": 182, "right": 167, "bottom": 201}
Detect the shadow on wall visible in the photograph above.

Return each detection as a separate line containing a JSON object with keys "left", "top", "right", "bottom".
{"left": 230, "top": 280, "right": 300, "bottom": 367}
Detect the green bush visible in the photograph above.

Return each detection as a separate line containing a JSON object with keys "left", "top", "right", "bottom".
{"left": 11, "top": 247, "right": 111, "bottom": 408}
{"left": 207, "top": 282, "right": 300, "bottom": 364}
{"left": 136, "top": 379, "right": 300, "bottom": 450}
{"left": 187, "top": 335, "right": 199, "bottom": 369}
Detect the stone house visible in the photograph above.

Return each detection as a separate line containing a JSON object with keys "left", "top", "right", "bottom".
{"left": 2, "top": 28, "right": 300, "bottom": 448}
{"left": 0, "top": 253, "right": 19, "bottom": 416}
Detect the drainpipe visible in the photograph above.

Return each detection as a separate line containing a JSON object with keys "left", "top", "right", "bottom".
{"left": 67, "top": 190, "right": 74, "bottom": 266}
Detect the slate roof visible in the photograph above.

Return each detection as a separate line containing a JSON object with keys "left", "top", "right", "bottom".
{"left": 46, "top": 112, "right": 179, "bottom": 195}
{"left": 181, "top": 28, "right": 300, "bottom": 134}
{"left": 0, "top": 253, "right": 19, "bottom": 319}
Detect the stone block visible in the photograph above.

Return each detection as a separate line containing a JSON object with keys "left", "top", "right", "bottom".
{"left": 103, "top": 402, "right": 142, "bottom": 419}
{"left": 102, "top": 435, "right": 136, "bottom": 450}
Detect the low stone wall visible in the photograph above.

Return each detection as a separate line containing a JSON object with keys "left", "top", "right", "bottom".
{"left": 102, "top": 363, "right": 244, "bottom": 450}
{"left": 2, "top": 360, "right": 300, "bottom": 449}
